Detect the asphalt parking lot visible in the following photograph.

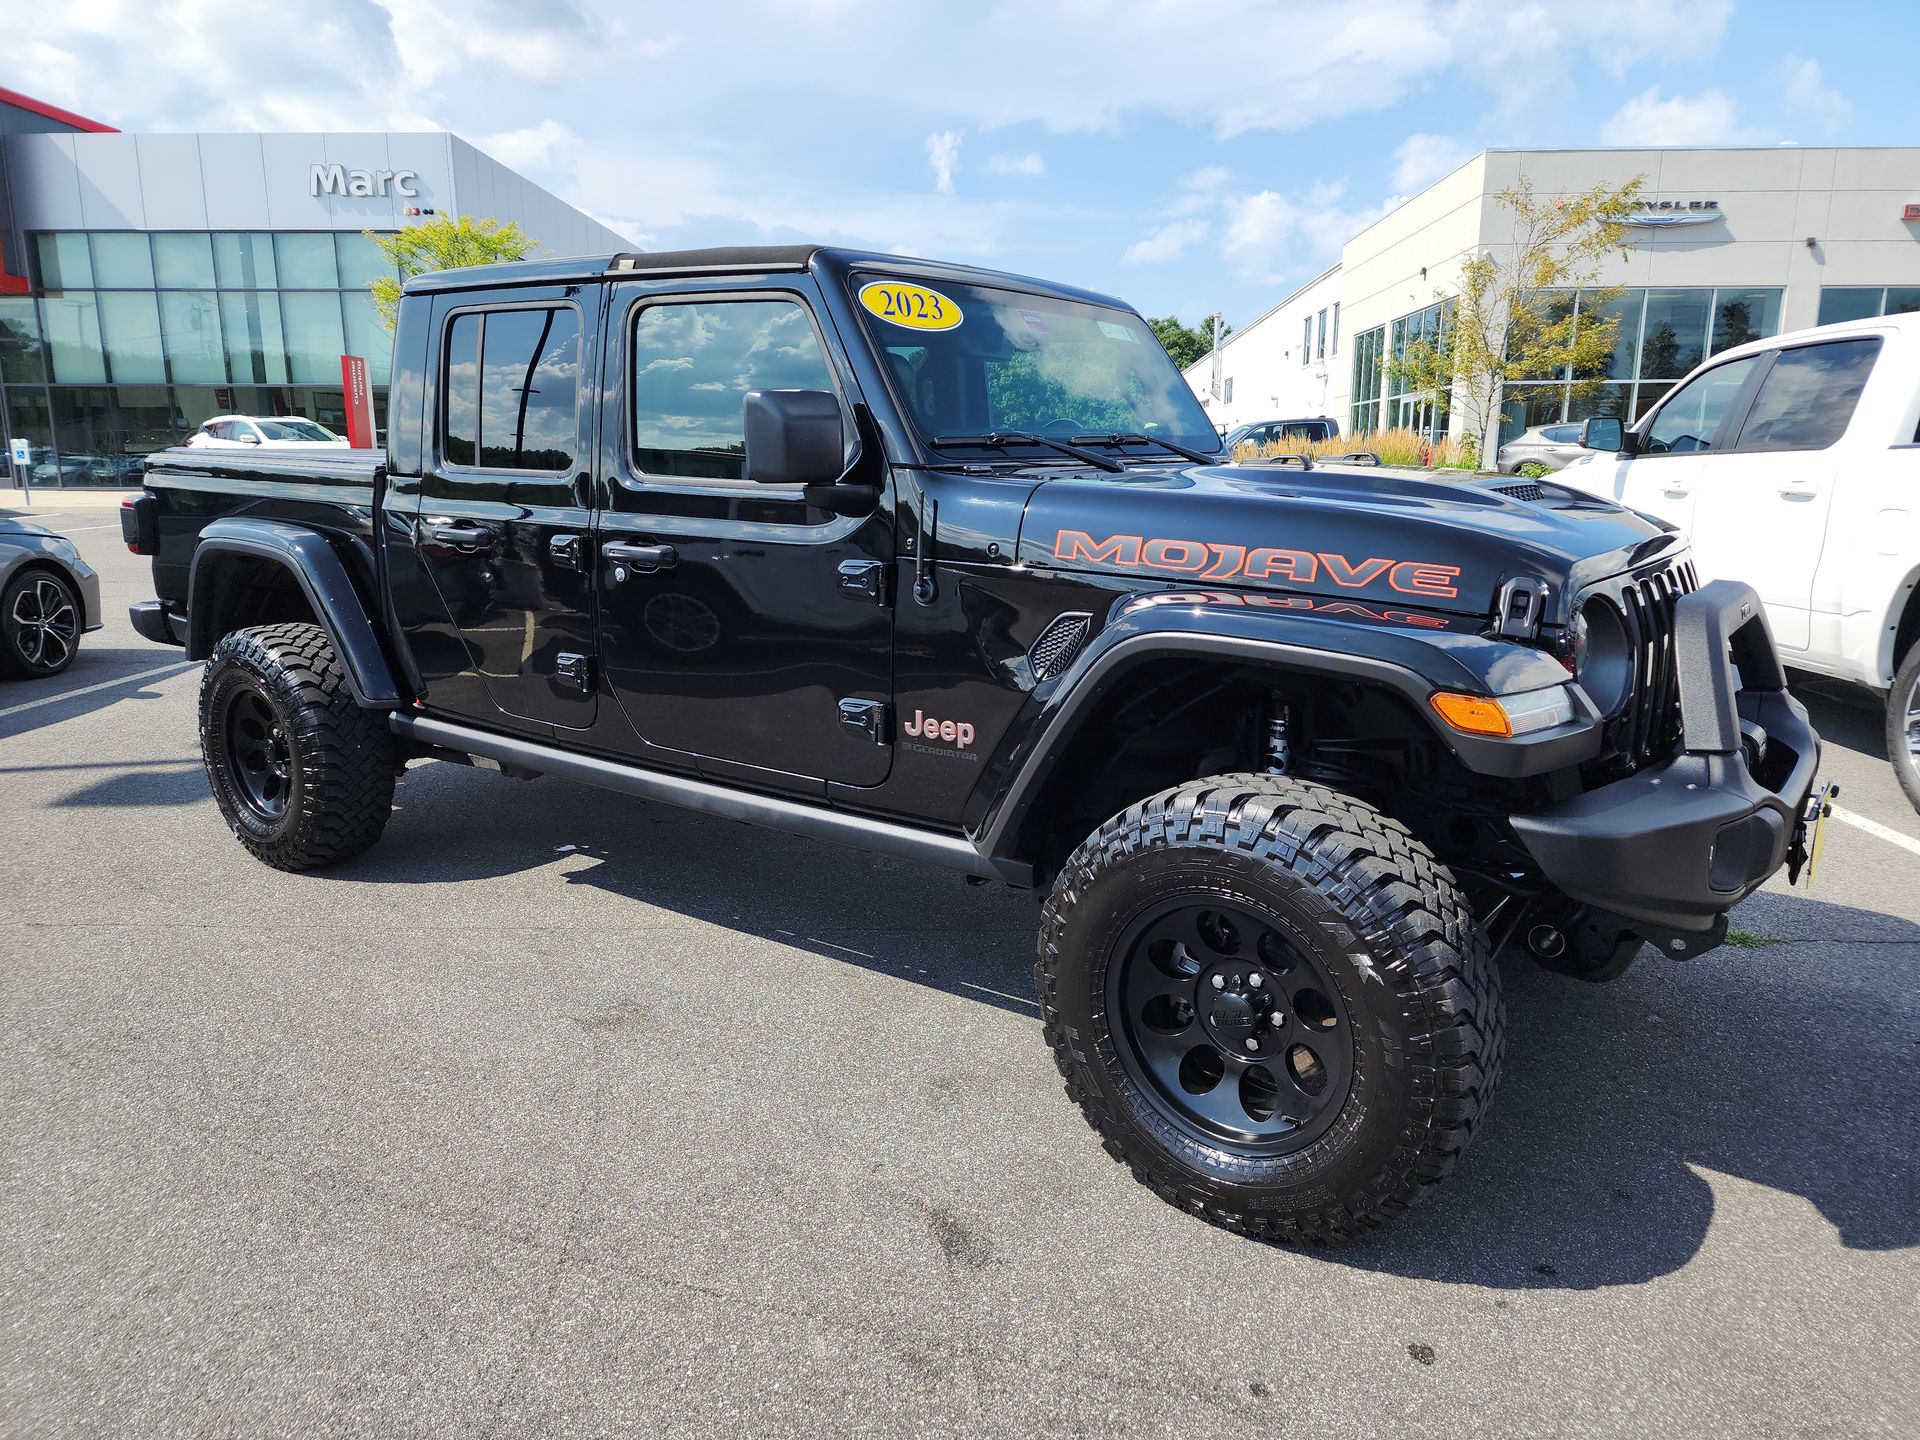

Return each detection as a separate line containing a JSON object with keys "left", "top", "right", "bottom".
{"left": 4, "top": 494, "right": 1917, "bottom": 1438}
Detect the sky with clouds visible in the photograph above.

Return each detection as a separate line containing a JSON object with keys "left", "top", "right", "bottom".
{"left": 16, "top": 0, "right": 1917, "bottom": 329}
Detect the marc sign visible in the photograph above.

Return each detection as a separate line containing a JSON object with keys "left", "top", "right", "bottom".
{"left": 309, "top": 164, "right": 420, "bottom": 200}
{"left": 1625, "top": 198, "right": 1722, "bottom": 229}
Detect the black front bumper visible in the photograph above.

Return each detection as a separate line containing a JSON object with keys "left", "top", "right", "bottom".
{"left": 1509, "top": 579, "right": 1820, "bottom": 936}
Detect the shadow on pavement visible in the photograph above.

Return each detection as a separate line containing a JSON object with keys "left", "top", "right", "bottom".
{"left": 0, "top": 648, "right": 195, "bottom": 742}
{"left": 1791, "top": 673, "right": 1888, "bottom": 764}
{"left": 266, "top": 759, "right": 1920, "bottom": 1287}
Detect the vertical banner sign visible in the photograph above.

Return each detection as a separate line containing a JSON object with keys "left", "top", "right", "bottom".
{"left": 341, "top": 355, "right": 375, "bottom": 449}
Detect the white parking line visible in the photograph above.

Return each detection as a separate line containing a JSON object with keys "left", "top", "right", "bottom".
{"left": 1830, "top": 804, "right": 1920, "bottom": 858}
{"left": 0, "top": 661, "right": 195, "bottom": 720}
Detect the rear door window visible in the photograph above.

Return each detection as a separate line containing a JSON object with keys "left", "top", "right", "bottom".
{"left": 440, "top": 305, "right": 582, "bottom": 471}
{"left": 1732, "top": 338, "right": 1880, "bottom": 452}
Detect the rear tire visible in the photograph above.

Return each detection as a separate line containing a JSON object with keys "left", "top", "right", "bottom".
{"left": 199, "top": 623, "right": 395, "bottom": 870}
{"left": 1038, "top": 774, "right": 1503, "bottom": 1242}
{"left": 1891, "top": 642, "right": 1920, "bottom": 814}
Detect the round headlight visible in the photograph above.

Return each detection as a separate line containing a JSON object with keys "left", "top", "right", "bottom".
{"left": 1574, "top": 598, "right": 1632, "bottom": 716}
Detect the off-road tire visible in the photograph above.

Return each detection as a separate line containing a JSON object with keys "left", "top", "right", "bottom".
{"left": 1038, "top": 774, "right": 1504, "bottom": 1242}
{"left": 199, "top": 622, "right": 395, "bottom": 870}
{"left": 1891, "top": 642, "right": 1920, "bottom": 814}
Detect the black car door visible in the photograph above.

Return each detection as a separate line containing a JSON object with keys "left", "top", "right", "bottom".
{"left": 590, "top": 276, "right": 894, "bottom": 791}
{"left": 398, "top": 284, "right": 601, "bottom": 733}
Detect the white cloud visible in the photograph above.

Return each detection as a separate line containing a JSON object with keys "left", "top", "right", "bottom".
{"left": 925, "top": 130, "right": 962, "bottom": 194}
{"left": 474, "top": 119, "right": 575, "bottom": 174}
{"left": 1390, "top": 133, "right": 1474, "bottom": 195}
{"left": 1221, "top": 180, "right": 1388, "bottom": 285}
{"left": 1599, "top": 87, "right": 1761, "bottom": 146}
{"left": 987, "top": 152, "right": 1045, "bottom": 177}
{"left": 1123, "top": 218, "right": 1210, "bottom": 265}
{"left": 1781, "top": 57, "right": 1852, "bottom": 135}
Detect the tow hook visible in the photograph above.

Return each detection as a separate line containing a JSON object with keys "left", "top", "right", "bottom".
{"left": 1786, "top": 781, "right": 1839, "bottom": 886}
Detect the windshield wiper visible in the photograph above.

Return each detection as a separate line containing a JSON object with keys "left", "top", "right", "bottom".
{"left": 1069, "top": 431, "right": 1220, "bottom": 466}
{"left": 932, "top": 431, "right": 1125, "bottom": 474}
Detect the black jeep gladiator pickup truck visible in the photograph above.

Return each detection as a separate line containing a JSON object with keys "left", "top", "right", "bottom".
{"left": 124, "top": 245, "right": 1827, "bottom": 1241}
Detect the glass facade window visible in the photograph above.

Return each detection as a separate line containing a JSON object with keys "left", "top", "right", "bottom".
{"left": 1818, "top": 285, "right": 1920, "bottom": 324}
{"left": 213, "top": 233, "right": 278, "bottom": 289}
{"left": 153, "top": 233, "right": 217, "bottom": 290}
{"left": 91, "top": 232, "right": 157, "bottom": 289}
{"left": 274, "top": 233, "right": 339, "bottom": 289}
{"left": 0, "top": 297, "right": 47, "bottom": 384}
{"left": 1383, "top": 299, "right": 1449, "bottom": 436}
{"left": 1348, "top": 324, "right": 1384, "bottom": 436}
{"left": 6, "top": 229, "right": 401, "bottom": 486}
{"left": 1497, "top": 286, "right": 1783, "bottom": 444}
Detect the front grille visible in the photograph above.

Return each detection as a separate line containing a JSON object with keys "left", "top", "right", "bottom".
{"left": 1028, "top": 612, "right": 1093, "bottom": 679}
{"left": 1609, "top": 559, "right": 1700, "bottom": 764}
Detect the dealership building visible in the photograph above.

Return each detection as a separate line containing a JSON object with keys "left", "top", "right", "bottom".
{"left": 0, "top": 86, "right": 629, "bottom": 488}
{"left": 1186, "top": 146, "right": 1920, "bottom": 450}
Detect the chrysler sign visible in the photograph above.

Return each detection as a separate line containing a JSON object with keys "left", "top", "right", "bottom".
{"left": 309, "top": 164, "right": 420, "bottom": 199}
{"left": 1625, "top": 198, "right": 1722, "bottom": 229}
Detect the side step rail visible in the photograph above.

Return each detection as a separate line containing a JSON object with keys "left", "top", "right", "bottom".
{"left": 388, "top": 711, "right": 1004, "bottom": 881}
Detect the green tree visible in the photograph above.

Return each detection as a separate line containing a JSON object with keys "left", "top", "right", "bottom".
{"left": 1387, "top": 176, "right": 1643, "bottom": 461}
{"left": 365, "top": 216, "right": 536, "bottom": 330}
{"left": 1148, "top": 314, "right": 1230, "bottom": 371}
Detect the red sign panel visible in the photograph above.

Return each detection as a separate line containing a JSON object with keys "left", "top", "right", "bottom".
{"left": 1905, "top": 203, "right": 1920, "bottom": 222}
{"left": 340, "top": 354, "right": 375, "bottom": 449}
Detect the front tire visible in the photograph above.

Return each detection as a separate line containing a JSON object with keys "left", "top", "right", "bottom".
{"left": 1038, "top": 774, "right": 1503, "bottom": 1242}
{"left": 199, "top": 623, "right": 395, "bottom": 870}
{"left": 0, "top": 567, "right": 81, "bottom": 678}
{"left": 1891, "top": 641, "right": 1920, "bottom": 813}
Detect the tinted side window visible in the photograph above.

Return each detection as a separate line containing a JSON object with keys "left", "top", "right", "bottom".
{"left": 1642, "top": 356, "right": 1762, "bottom": 455}
{"left": 1733, "top": 339, "right": 1879, "bottom": 452}
{"left": 478, "top": 308, "right": 581, "bottom": 470}
{"left": 443, "top": 313, "right": 479, "bottom": 466}
{"left": 1541, "top": 424, "right": 1581, "bottom": 443}
{"left": 441, "top": 307, "right": 580, "bottom": 472}
{"left": 630, "top": 299, "right": 836, "bottom": 481}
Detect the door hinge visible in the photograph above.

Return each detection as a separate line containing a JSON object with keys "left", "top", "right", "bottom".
{"left": 837, "top": 697, "right": 890, "bottom": 745}
{"left": 837, "top": 558, "right": 888, "bottom": 604}
{"left": 555, "top": 652, "right": 594, "bottom": 694}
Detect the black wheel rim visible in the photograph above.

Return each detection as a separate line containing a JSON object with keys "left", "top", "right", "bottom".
{"left": 1107, "top": 899, "right": 1355, "bottom": 1156}
{"left": 9, "top": 575, "right": 78, "bottom": 671}
{"left": 223, "top": 687, "right": 294, "bottom": 822}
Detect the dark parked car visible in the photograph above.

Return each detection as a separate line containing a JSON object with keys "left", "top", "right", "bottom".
{"left": 0, "top": 515, "right": 101, "bottom": 678}
{"left": 1223, "top": 416, "right": 1340, "bottom": 452}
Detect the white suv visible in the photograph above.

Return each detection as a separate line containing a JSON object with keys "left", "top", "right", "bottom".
{"left": 188, "top": 415, "right": 347, "bottom": 449}
{"left": 1557, "top": 312, "right": 1920, "bottom": 808}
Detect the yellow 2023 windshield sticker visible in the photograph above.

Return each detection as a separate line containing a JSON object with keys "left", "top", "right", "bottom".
{"left": 859, "top": 281, "right": 962, "bottom": 331}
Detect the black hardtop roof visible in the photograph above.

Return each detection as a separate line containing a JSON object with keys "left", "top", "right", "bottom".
{"left": 401, "top": 245, "right": 1127, "bottom": 308}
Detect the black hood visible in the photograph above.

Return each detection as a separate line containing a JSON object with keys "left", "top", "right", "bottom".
{"left": 1014, "top": 462, "right": 1679, "bottom": 624}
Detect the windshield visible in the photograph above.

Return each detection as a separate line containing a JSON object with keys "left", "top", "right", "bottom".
{"left": 257, "top": 418, "right": 337, "bottom": 442}
{"left": 852, "top": 275, "right": 1221, "bottom": 457}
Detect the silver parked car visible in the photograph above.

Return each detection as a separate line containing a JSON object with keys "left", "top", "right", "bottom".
{"left": 1495, "top": 422, "right": 1590, "bottom": 474}
{"left": 0, "top": 516, "right": 102, "bottom": 678}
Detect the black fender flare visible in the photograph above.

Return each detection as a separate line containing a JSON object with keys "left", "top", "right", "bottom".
{"left": 186, "top": 518, "right": 401, "bottom": 707}
{"left": 969, "top": 593, "right": 1603, "bottom": 869}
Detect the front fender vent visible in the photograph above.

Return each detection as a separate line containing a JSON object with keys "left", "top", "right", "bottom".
{"left": 1028, "top": 612, "right": 1093, "bottom": 679}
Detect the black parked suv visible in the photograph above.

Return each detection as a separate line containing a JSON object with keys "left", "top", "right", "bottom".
{"left": 124, "top": 246, "right": 1827, "bottom": 1241}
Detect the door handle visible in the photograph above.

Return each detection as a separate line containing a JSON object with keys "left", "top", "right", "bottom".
{"left": 422, "top": 521, "right": 490, "bottom": 551}
{"left": 1776, "top": 485, "right": 1818, "bottom": 500}
{"left": 1661, "top": 487, "right": 1690, "bottom": 499}
{"left": 602, "top": 541, "right": 678, "bottom": 575}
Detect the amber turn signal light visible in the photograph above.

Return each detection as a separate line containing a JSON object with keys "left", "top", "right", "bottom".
{"left": 1429, "top": 691, "right": 1513, "bottom": 738}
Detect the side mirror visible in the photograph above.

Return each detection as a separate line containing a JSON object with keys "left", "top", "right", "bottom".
{"left": 240, "top": 432, "right": 261, "bottom": 445}
{"left": 1580, "top": 415, "right": 1625, "bottom": 452}
{"left": 743, "top": 390, "right": 844, "bottom": 485}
